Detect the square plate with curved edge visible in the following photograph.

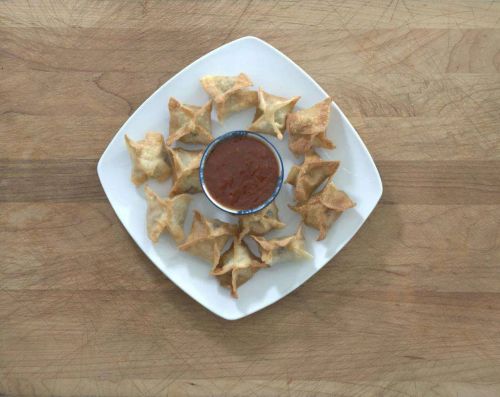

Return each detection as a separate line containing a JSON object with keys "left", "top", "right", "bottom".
{"left": 97, "top": 36, "right": 382, "bottom": 320}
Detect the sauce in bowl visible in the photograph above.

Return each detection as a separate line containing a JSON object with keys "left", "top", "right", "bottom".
{"left": 202, "top": 134, "right": 281, "bottom": 211}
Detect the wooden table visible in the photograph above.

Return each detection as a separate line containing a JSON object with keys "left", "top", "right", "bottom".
{"left": 1, "top": 1, "right": 500, "bottom": 396}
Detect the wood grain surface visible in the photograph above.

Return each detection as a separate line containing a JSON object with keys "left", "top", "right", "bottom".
{"left": 1, "top": 1, "right": 500, "bottom": 396}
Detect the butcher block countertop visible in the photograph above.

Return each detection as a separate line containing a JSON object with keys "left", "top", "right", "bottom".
{"left": 1, "top": 1, "right": 500, "bottom": 396}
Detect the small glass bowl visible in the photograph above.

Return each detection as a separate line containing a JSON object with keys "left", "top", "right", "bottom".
{"left": 199, "top": 130, "right": 284, "bottom": 215}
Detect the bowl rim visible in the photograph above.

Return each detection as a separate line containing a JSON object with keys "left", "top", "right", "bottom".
{"left": 199, "top": 130, "right": 284, "bottom": 215}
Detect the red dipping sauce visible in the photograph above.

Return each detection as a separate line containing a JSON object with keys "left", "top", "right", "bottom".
{"left": 203, "top": 135, "right": 280, "bottom": 211}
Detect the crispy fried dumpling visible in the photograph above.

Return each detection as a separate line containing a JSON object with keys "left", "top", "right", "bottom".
{"left": 248, "top": 88, "right": 300, "bottom": 140}
{"left": 167, "top": 147, "right": 203, "bottom": 197}
{"left": 287, "top": 97, "right": 335, "bottom": 155}
{"left": 213, "top": 239, "right": 267, "bottom": 298}
{"left": 238, "top": 202, "right": 285, "bottom": 240}
{"left": 178, "top": 210, "right": 237, "bottom": 269}
{"left": 125, "top": 133, "right": 171, "bottom": 186}
{"left": 216, "top": 89, "right": 258, "bottom": 122}
{"left": 286, "top": 151, "right": 339, "bottom": 202}
{"left": 166, "top": 97, "right": 213, "bottom": 146}
{"left": 251, "top": 225, "right": 312, "bottom": 266}
{"left": 200, "top": 73, "right": 256, "bottom": 121}
{"left": 144, "top": 186, "right": 191, "bottom": 244}
{"left": 289, "top": 183, "right": 355, "bottom": 241}
{"left": 201, "top": 73, "right": 252, "bottom": 103}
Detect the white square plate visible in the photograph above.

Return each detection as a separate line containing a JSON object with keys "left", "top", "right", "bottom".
{"left": 97, "top": 36, "right": 382, "bottom": 320}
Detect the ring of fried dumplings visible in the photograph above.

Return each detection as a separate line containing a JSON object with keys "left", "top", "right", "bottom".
{"left": 124, "top": 72, "right": 357, "bottom": 299}
{"left": 125, "top": 132, "right": 171, "bottom": 186}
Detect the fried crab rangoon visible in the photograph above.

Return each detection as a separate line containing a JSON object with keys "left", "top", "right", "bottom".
{"left": 200, "top": 73, "right": 257, "bottom": 122}
{"left": 178, "top": 211, "right": 237, "bottom": 270}
{"left": 248, "top": 88, "right": 300, "bottom": 140}
{"left": 213, "top": 239, "right": 267, "bottom": 298}
{"left": 125, "top": 132, "right": 171, "bottom": 186}
{"left": 287, "top": 97, "right": 335, "bottom": 155}
{"left": 144, "top": 186, "right": 191, "bottom": 244}
{"left": 286, "top": 150, "right": 339, "bottom": 202}
{"left": 166, "top": 97, "right": 213, "bottom": 146}
{"left": 167, "top": 147, "right": 204, "bottom": 197}
{"left": 290, "top": 183, "right": 355, "bottom": 241}
{"left": 251, "top": 225, "right": 312, "bottom": 266}
{"left": 238, "top": 202, "right": 285, "bottom": 240}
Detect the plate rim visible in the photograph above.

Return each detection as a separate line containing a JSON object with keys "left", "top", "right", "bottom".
{"left": 97, "top": 36, "right": 383, "bottom": 320}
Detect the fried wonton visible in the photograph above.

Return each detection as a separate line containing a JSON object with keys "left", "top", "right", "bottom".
{"left": 213, "top": 239, "right": 267, "bottom": 298}
{"left": 238, "top": 202, "right": 285, "bottom": 240}
{"left": 217, "top": 89, "right": 258, "bottom": 122}
{"left": 167, "top": 147, "right": 203, "bottom": 197}
{"left": 201, "top": 73, "right": 252, "bottom": 103}
{"left": 287, "top": 97, "right": 335, "bottom": 155}
{"left": 200, "top": 73, "right": 257, "bottom": 121}
{"left": 166, "top": 97, "right": 213, "bottom": 146}
{"left": 178, "top": 210, "right": 237, "bottom": 269}
{"left": 144, "top": 186, "right": 191, "bottom": 244}
{"left": 286, "top": 150, "right": 340, "bottom": 202}
{"left": 248, "top": 88, "right": 300, "bottom": 140}
{"left": 125, "top": 132, "right": 171, "bottom": 186}
{"left": 251, "top": 225, "right": 312, "bottom": 266}
{"left": 289, "top": 183, "right": 355, "bottom": 241}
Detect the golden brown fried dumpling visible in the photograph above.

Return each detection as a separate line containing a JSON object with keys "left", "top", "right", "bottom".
{"left": 166, "top": 98, "right": 213, "bottom": 146}
{"left": 238, "top": 202, "right": 285, "bottom": 240}
{"left": 286, "top": 151, "right": 340, "bottom": 202}
{"left": 251, "top": 225, "right": 312, "bottom": 266}
{"left": 144, "top": 186, "right": 191, "bottom": 244}
{"left": 167, "top": 147, "right": 203, "bottom": 197}
{"left": 213, "top": 239, "right": 267, "bottom": 298}
{"left": 248, "top": 88, "right": 300, "bottom": 140}
{"left": 125, "top": 133, "right": 171, "bottom": 186}
{"left": 217, "top": 89, "right": 258, "bottom": 122}
{"left": 201, "top": 73, "right": 252, "bottom": 103}
{"left": 289, "top": 183, "right": 355, "bottom": 241}
{"left": 200, "top": 73, "right": 256, "bottom": 121}
{"left": 287, "top": 97, "right": 335, "bottom": 155}
{"left": 178, "top": 210, "right": 237, "bottom": 269}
